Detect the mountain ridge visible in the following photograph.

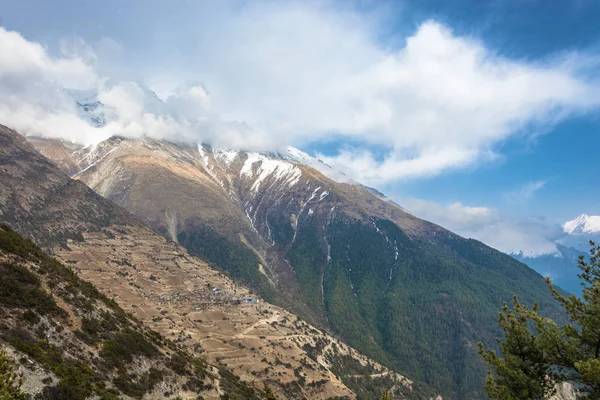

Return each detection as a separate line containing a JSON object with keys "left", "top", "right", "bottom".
{"left": 26, "top": 130, "right": 567, "bottom": 399}
{"left": 2, "top": 124, "right": 419, "bottom": 399}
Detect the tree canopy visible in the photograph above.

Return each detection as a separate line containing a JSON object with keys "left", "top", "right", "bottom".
{"left": 0, "top": 348, "right": 26, "bottom": 400}
{"left": 480, "top": 241, "right": 600, "bottom": 399}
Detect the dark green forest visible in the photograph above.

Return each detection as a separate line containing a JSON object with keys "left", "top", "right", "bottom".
{"left": 283, "top": 215, "right": 565, "bottom": 399}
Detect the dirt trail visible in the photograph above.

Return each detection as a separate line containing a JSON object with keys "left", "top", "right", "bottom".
{"left": 316, "top": 340, "right": 334, "bottom": 370}
{"left": 345, "top": 371, "right": 390, "bottom": 379}
{"left": 236, "top": 312, "right": 281, "bottom": 337}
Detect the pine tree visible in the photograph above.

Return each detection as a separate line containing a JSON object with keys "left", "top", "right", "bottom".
{"left": 479, "top": 241, "right": 600, "bottom": 399}
{"left": 262, "top": 382, "right": 278, "bottom": 400}
{"left": 478, "top": 297, "right": 555, "bottom": 399}
{"left": 0, "top": 348, "right": 26, "bottom": 400}
{"left": 380, "top": 390, "right": 392, "bottom": 400}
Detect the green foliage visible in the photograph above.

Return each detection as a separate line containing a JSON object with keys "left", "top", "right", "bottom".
{"left": 5, "top": 328, "right": 63, "bottom": 369}
{"left": 101, "top": 328, "right": 158, "bottom": 368}
{"left": 112, "top": 367, "right": 163, "bottom": 399}
{"left": 480, "top": 241, "right": 600, "bottom": 399}
{"left": 20, "top": 310, "right": 40, "bottom": 325}
{"left": 217, "top": 365, "right": 263, "bottom": 400}
{"left": 0, "top": 348, "right": 26, "bottom": 400}
{"left": 79, "top": 312, "right": 123, "bottom": 345}
{"left": 266, "top": 213, "right": 295, "bottom": 247}
{"left": 262, "top": 382, "right": 278, "bottom": 400}
{"left": 168, "top": 352, "right": 191, "bottom": 375}
{"left": 478, "top": 298, "right": 554, "bottom": 399}
{"left": 54, "top": 361, "right": 98, "bottom": 400}
{"left": 0, "top": 225, "right": 282, "bottom": 399}
{"left": 283, "top": 215, "right": 564, "bottom": 399}
{"left": 4, "top": 327, "right": 119, "bottom": 400}
{"left": 0, "top": 225, "right": 130, "bottom": 320}
{"left": 0, "top": 262, "right": 63, "bottom": 317}
{"left": 177, "top": 226, "right": 277, "bottom": 301}
{"left": 286, "top": 215, "right": 327, "bottom": 318}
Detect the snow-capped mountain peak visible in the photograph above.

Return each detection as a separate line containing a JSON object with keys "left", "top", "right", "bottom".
{"left": 563, "top": 214, "right": 600, "bottom": 235}
{"left": 64, "top": 85, "right": 354, "bottom": 187}
{"left": 64, "top": 88, "right": 112, "bottom": 128}
{"left": 280, "top": 146, "right": 352, "bottom": 183}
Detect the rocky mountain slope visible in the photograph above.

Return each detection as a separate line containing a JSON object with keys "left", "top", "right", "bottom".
{"left": 28, "top": 132, "right": 566, "bottom": 399}
{"left": 0, "top": 224, "right": 272, "bottom": 400}
{"left": 1, "top": 124, "right": 419, "bottom": 399}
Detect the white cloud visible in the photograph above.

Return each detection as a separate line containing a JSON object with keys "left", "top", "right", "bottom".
{"left": 1, "top": 2, "right": 600, "bottom": 181}
{"left": 402, "top": 198, "right": 499, "bottom": 232}
{"left": 403, "top": 197, "right": 561, "bottom": 257}
{"left": 0, "top": 27, "right": 106, "bottom": 145}
{"left": 503, "top": 180, "right": 547, "bottom": 203}
{"left": 472, "top": 221, "right": 561, "bottom": 258}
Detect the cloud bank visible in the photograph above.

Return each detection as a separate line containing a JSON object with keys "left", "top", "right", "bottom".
{"left": 1, "top": 1, "right": 599, "bottom": 182}
{"left": 403, "top": 198, "right": 562, "bottom": 257}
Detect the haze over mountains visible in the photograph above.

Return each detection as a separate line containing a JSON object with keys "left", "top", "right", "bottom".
{"left": 509, "top": 214, "right": 600, "bottom": 295}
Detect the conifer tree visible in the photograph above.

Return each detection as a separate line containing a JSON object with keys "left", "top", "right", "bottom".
{"left": 0, "top": 348, "right": 26, "bottom": 400}
{"left": 380, "top": 390, "right": 392, "bottom": 400}
{"left": 479, "top": 241, "right": 600, "bottom": 399}
{"left": 262, "top": 382, "right": 278, "bottom": 400}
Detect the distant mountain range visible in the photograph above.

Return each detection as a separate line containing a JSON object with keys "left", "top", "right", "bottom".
{"left": 510, "top": 214, "right": 600, "bottom": 295}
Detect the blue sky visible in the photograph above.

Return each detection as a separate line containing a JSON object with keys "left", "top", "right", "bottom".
{"left": 391, "top": 0, "right": 600, "bottom": 217}
{"left": 0, "top": 0, "right": 599, "bottom": 255}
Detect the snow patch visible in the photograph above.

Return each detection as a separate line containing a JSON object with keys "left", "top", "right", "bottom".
{"left": 290, "top": 187, "right": 322, "bottom": 245}
{"left": 213, "top": 148, "right": 239, "bottom": 167}
{"left": 74, "top": 147, "right": 117, "bottom": 176}
{"left": 197, "top": 144, "right": 229, "bottom": 193}
{"left": 240, "top": 153, "right": 302, "bottom": 193}
{"left": 282, "top": 146, "right": 352, "bottom": 183}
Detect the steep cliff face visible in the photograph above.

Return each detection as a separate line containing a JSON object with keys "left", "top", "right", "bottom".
{"left": 1, "top": 125, "right": 418, "bottom": 400}
{"left": 28, "top": 133, "right": 565, "bottom": 399}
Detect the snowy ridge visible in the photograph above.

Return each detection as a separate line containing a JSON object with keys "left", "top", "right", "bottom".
{"left": 65, "top": 88, "right": 115, "bottom": 128}
{"left": 197, "top": 145, "right": 222, "bottom": 184}
{"left": 240, "top": 153, "right": 302, "bottom": 193}
{"left": 74, "top": 147, "right": 117, "bottom": 177}
{"left": 71, "top": 139, "right": 124, "bottom": 175}
{"left": 213, "top": 148, "right": 239, "bottom": 167}
{"left": 563, "top": 214, "right": 600, "bottom": 235}
{"left": 281, "top": 147, "right": 352, "bottom": 183}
